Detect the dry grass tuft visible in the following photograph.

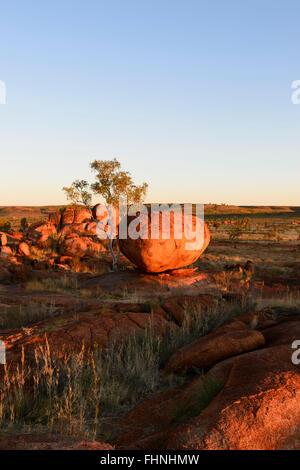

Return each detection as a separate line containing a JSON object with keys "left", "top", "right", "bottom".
{"left": 0, "top": 299, "right": 238, "bottom": 439}
{"left": 25, "top": 276, "right": 78, "bottom": 294}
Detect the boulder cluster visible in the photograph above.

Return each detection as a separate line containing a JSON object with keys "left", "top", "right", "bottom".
{"left": 1, "top": 207, "right": 106, "bottom": 257}
{"left": 0, "top": 206, "right": 211, "bottom": 275}
{"left": 0, "top": 231, "right": 30, "bottom": 258}
{"left": 28, "top": 206, "right": 106, "bottom": 258}
{"left": 0, "top": 206, "right": 110, "bottom": 282}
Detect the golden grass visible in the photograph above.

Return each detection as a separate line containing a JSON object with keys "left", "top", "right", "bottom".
{"left": 0, "top": 300, "right": 239, "bottom": 439}
{"left": 25, "top": 276, "right": 78, "bottom": 294}
{"left": 0, "top": 290, "right": 299, "bottom": 440}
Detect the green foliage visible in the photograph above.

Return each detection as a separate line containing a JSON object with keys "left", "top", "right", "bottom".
{"left": 62, "top": 158, "right": 148, "bottom": 208}
{"left": 62, "top": 158, "right": 149, "bottom": 272}
{"left": 90, "top": 158, "right": 148, "bottom": 206}
{"left": 62, "top": 180, "right": 92, "bottom": 207}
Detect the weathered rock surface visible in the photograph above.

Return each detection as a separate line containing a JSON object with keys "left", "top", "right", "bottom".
{"left": 115, "top": 338, "right": 300, "bottom": 450}
{"left": 85, "top": 221, "right": 98, "bottom": 235}
{"left": 0, "top": 232, "right": 23, "bottom": 246}
{"left": 48, "top": 211, "right": 61, "bottom": 226}
{"left": 119, "top": 211, "right": 210, "bottom": 273}
{"left": 114, "top": 357, "right": 234, "bottom": 449}
{"left": 262, "top": 316, "right": 300, "bottom": 347}
{"left": 0, "top": 306, "right": 173, "bottom": 363}
{"left": 12, "top": 231, "right": 23, "bottom": 240}
{"left": 166, "top": 344, "right": 300, "bottom": 450}
{"left": 0, "top": 292, "right": 220, "bottom": 365}
{"left": 235, "top": 309, "right": 277, "bottom": 330}
{"left": 61, "top": 207, "right": 91, "bottom": 225}
{"left": 280, "top": 425, "right": 300, "bottom": 450}
{"left": 0, "top": 232, "right": 7, "bottom": 245}
{"left": 7, "top": 312, "right": 165, "bottom": 363}
{"left": 163, "top": 321, "right": 265, "bottom": 373}
{"left": 28, "top": 221, "right": 56, "bottom": 243}
{"left": 80, "top": 268, "right": 213, "bottom": 299}
{"left": 60, "top": 236, "right": 105, "bottom": 257}
{"left": 18, "top": 241, "right": 30, "bottom": 256}
{"left": 60, "top": 223, "right": 88, "bottom": 237}
{"left": 0, "top": 246, "right": 12, "bottom": 256}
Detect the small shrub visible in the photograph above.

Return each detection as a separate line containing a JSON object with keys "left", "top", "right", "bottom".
{"left": 0, "top": 218, "right": 11, "bottom": 233}
{"left": 20, "top": 218, "right": 28, "bottom": 233}
{"left": 172, "top": 375, "right": 225, "bottom": 424}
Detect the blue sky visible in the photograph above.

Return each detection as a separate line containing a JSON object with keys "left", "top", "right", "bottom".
{"left": 0, "top": 0, "right": 300, "bottom": 206}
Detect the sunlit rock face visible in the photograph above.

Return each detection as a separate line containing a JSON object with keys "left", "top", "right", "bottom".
{"left": 27, "top": 221, "right": 57, "bottom": 243}
{"left": 119, "top": 210, "right": 210, "bottom": 273}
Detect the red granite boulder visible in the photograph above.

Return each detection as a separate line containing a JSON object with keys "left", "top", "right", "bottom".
{"left": 119, "top": 211, "right": 210, "bottom": 273}
{"left": 28, "top": 221, "right": 56, "bottom": 243}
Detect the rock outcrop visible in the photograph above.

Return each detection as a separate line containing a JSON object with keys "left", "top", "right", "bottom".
{"left": 28, "top": 221, "right": 56, "bottom": 243}
{"left": 0, "top": 232, "right": 7, "bottom": 246}
{"left": 119, "top": 211, "right": 210, "bottom": 273}
{"left": 166, "top": 344, "right": 300, "bottom": 450}
{"left": 60, "top": 235, "right": 106, "bottom": 257}
{"left": 61, "top": 207, "right": 91, "bottom": 225}
{"left": 163, "top": 321, "right": 265, "bottom": 373}
{"left": 18, "top": 241, "right": 30, "bottom": 257}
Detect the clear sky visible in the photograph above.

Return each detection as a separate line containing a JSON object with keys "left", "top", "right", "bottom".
{"left": 1, "top": 0, "right": 300, "bottom": 206}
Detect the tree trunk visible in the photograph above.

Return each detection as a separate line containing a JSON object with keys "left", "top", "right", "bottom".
{"left": 86, "top": 205, "right": 119, "bottom": 272}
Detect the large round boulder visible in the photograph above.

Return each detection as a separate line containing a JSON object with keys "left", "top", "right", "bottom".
{"left": 119, "top": 210, "right": 210, "bottom": 273}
